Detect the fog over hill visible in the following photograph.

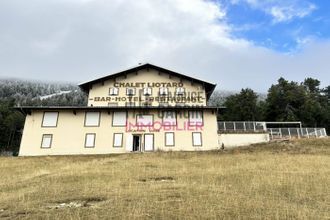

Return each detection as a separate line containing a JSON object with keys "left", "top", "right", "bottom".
{"left": 0, "top": 78, "right": 87, "bottom": 106}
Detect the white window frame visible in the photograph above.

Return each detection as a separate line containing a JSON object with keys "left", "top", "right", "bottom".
{"left": 176, "top": 87, "right": 185, "bottom": 96}
{"left": 85, "top": 133, "right": 96, "bottom": 148}
{"left": 113, "top": 133, "right": 123, "bottom": 148}
{"left": 136, "top": 115, "right": 153, "bottom": 126}
{"left": 192, "top": 132, "right": 202, "bottom": 146}
{"left": 112, "top": 111, "right": 127, "bottom": 126}
{"left": 84, "top": 112, "right": 100, "bottom": 127}
{"left": 162, "top": 111, "right": 177, "bottom": 125}
{"left": 126, "top": 88, "right": 135, "bottom": 96}
{"left": 41, "top": 134, "right": 52, "bottom": 148}
{"left": 125, "top": 102, "right": 135, "bottom": 107}
{"left": 42, "top": 112, "right": 58, "bottom": 127}
{"left": 143, "top": 87, "right": 152, "bottom": 96}
{"left": 109, "top": 87, "right": 119, "bottom": 96}
{"left": 188, "top": 111, "right": 203, "bottom": 126}
{"left": 165, "top": 132, "right": 174, "bottom": 147}
{"left": 159, "top": 87, "right": 168, "bottom": 96}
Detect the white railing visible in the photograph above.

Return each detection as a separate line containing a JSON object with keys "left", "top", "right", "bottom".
{"left": 218, "top": 121, "right": 267, "bottom": 132}
{"left": 217, "top": 121, "right": 327, "bottom": 140}
{"left": 268, "top": 127, "right": 327, "bottom": 140}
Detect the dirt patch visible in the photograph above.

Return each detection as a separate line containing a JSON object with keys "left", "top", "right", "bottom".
{"left": 47, "top": 197, "right": 106, "bottom": 209}
{"left": 139, "top": 176, "right": 175, "bottom": 182}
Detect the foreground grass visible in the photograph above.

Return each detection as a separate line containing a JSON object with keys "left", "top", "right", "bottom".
{"left": 0, "top": 139, "right": 329, "bottom": 219}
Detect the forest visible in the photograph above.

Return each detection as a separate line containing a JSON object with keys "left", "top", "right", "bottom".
{"left": 0, "top": 77, "right": 329, "bottom": 155}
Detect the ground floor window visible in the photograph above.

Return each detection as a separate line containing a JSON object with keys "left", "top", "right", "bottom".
{"left": 113, "top": 133, "right": 123, "bottom": 147}
{"left": 165, "top": 132, "right": 175, "bottom": 146}
{"left": 41, "top": 134, "right": 53, "bottom": 148}
{"left": 192, "top": 132, "right": 202, "bottom": 146}
{"left": 85, "top": 133, "right": 96, "bottom": 148}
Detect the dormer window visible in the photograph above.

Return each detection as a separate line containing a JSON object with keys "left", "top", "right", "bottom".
{"left": 176, "top": 87, "right": 185, "bottom": 96}
{"left": 143, "top": 87, "right": 152, "bottom": 96}
{"left": 159, "top": 87, "right": 168, "bottom": 96}
{"left": 126, "top": 88, "right": 135, "bottom": 96}
{"left": 109, "top": 87, "right": 119, "bottom": 96}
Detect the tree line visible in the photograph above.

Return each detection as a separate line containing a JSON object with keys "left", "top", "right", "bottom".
{"left": 0, "top": 79, "right": 87, "bottom": 154}
{"left": 209, "top": 77, "right": 329, "bottom": 132}
{"left": 0, "top": 77, "right": 329, "bottom": 155}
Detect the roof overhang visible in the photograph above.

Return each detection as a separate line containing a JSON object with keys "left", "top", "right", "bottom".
{"left": 14, "top": 106, "right": 220, "bottom": 115}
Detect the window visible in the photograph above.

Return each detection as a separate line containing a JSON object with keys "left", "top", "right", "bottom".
{"left": 176, "top": 87, "right": 185, "bottom": 96}
{"left": 42, "top": 112, "right": 58, "bottom": 127}
{"left": 85, "top": 133, "right": 96, "bottom": 148}
{"left": 159, "top": 87, "right": 168, "bottom": 96}
{"left": 136, "top": 115, "right": 153, "bottom": 126}
{"left": 162, "top": 111, "right": 177, "bottom": 125}
{"left": 85, "top": 112, "right": 100, "bottom": 127}
{"left": 126, "top": 88, "right": 135, "bottom": 96}
{"left": 192, "top": 132, "right": 202, "bottom": 146}
{"left": 125, "top": 102, "right": 135, "bottom": 107}
{"left": 112, "top": 111, "right": 127, "bottom": 126}
{"left": 165, "top": 132, "right": 174, "bottom": 146}
{"left": 113, "top": 133, "right": 123, "bottom": 147}
{"left": 188, "top": 111, "right": 203, "bottom": 126}
{"left": 109, "top": 87, "right": 119, "bottom": 96}
{"left": 143, "top": 87, "right": 152, "bottom": 96}
{"left": 108, "top": 103, "right": 118, "bottom": 107}
{"left": 41, "top": 134, "right": 52, "bottom": 148}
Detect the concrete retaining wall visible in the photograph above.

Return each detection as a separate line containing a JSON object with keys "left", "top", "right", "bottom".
{"left": 218, "top": 133, "right": 270, "bottom": 148}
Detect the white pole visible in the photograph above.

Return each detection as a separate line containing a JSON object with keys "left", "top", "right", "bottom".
{"left": 270, "top": 129, "right": 273, "bottom": 140}
{"left": 253, "top": 122, "right": 256, "bottom": 132}
{"left": 233, "top": 122, "right": 236, "bottom": 131}
{"left": 279, "top": 128, "right": 282, "bottom": 139}
{"left": 306, "top": 128, "right": 309, "bottom": 138}
{"left": 297, "top": 128, "right": 300, "bottom": 139}
{"left": 288, "top": 128, "right": 291, "bottom": 139}
{"left": 224, "top": 122, "right": 226, "bottom": 131}
{"left": 314, "top": 128, "right": 317, "bottom": 137}
{"left": 243, "top": 122, "right": 246, "bottom": 131}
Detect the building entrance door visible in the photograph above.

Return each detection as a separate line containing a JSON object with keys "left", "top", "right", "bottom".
{"left": 132, "top": 135, "right": 141, "bottom": 152}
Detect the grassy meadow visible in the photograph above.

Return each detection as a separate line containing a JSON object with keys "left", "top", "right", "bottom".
{"left": 0, "top": 138, "right": 329, "bottom": 219}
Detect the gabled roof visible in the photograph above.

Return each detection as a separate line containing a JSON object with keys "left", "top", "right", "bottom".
{"left": 78, "top": 63, "right": 217, "bottom": 99}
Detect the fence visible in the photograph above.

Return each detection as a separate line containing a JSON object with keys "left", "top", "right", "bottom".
{"left": 218, "top": 121, "right": 267, "bottom": 132}
{"left": 268, "top": 127, "right": 327, "bottom": 140}
{"left": 218, "top": 121, "right": 327, "bottom": 140}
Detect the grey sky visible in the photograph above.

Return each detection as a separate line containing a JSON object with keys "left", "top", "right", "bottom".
{"left": 0, "top": 0, "right": 329, "bottom": 92}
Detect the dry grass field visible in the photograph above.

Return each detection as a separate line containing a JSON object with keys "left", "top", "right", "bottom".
{"left": 0, "top": 138, "right": 329, "bottom": 220}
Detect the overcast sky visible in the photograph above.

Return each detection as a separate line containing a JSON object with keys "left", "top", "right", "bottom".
{"left": 0, "top": 0, "right": 329, "bottom": 92}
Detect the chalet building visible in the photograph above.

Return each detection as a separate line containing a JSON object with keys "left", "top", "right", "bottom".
{"left": 16, "top": 63, "right": 219, "bottom": 156}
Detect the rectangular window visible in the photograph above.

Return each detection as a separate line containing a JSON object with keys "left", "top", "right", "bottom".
{"left": 162, "top": 111, "right": 177, "bottom": 125}
{"left": 159, "top": 87, "right": 168, "bottom": 96}
{"left": 41, "top": 134, "right": 52, "bottom": 148}
{"left": 108, "top": 102, "right": 118, "bottom": 107}
{"left": 188, "top": 111, "right": 203, "bottom": 126}
{"left": 192, "top": 132, "right": 202, "bottom": 146}
{"left": 126, "top": 88, "right": 135, "bottom": 96}
{"left": 143, "top": 87, "right": 152, "bottom": 96}
{"left": 136, "top": 115, "right": 153, "bottom": 126}
{"left": 165, "top": 132, "right": 174, "bottom": 146}
{"left": 85, "top": 133, "right": 96, "bottom": 148}
{"left": 112, "top": 111, "right": 127, "bottom": 126}
{"left": 125, "top": 102, "right": 135, "bottom": 107}
{"left": 42, "top": 112, "right": 58, "bottom": 127}
{"left": 85, "top": 112, "right": 100, "bottom": 127}
{"left": 109, "top": 87, "right": 119, "bottom": 96}
{"left": 113, "top": 133, "right": 123, "bottom": 147}
{"left": 176, "top": 87, "right": 185, "bottom": 96}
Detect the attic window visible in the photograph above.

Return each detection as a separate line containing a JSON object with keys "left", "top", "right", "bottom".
{"left": 159, "top": 87, "right": 168, "bottom": 96}
{"left": 143, "top": 87, "right": 152, "bottom": 96}
{"left": 176, "top": 87, "right": 185, "bottom": 96}
{"left": 126, "top": 88, "right": 135, "bottom": 96}
{"left": 109, "top": 87, "right": 119, "bottom": 96}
